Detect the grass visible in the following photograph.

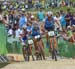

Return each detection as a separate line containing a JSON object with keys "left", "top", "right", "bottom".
{"left": 6, "top": 37, "right": 75, "bottom": 62}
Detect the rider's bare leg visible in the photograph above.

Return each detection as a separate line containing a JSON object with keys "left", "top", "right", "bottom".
{"left": 53, "top": 36, "right": 57, "bottom": 49}
{"left": 33, "top": 39, "right": 39, "bottom": 60}
{"left": 46, "top": 32, "right": 49, "bottom": 44}
{"left": 39, "top": 40, "right": 45, "bottom": 60}
{"left": 50, "top": 36, "right": 57, "bottom": 50}
{"left": 22, "top": 47, "right": 25, "bottom": 58}
{"left": 49, "top": 38, "right": 53, "bottom": 50}
{"left": 22, "top": 46, "right": 26, "bottom": 61}
{"left": 29, "top": 44, "right": 35, "bottom": 61}
{"left": 50, "top": 38, "right": 55, "bottom": 59}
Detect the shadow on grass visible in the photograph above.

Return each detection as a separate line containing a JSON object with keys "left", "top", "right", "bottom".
{"left": 0, "top": 63, "right": 10, "bottom": 68}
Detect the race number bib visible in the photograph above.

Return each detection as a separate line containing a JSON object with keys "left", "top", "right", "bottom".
{"left": 28, "top": 39, "right": 33, "bottom": 44}
{"left": 48, "top": 31, "right": 55, "bottom": 36}
{"left": 35, "top": 35, "right": 40, "bottom": 39}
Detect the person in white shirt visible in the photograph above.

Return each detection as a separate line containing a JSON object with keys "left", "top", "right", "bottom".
{"left": 8, "top": 25, "right": 13, "bottom": 36}
{"left": 54, "top": 13, "right": 62, "bottom": 31}
{"left": 15, "top": 24, "right": 23, "bottom": 42}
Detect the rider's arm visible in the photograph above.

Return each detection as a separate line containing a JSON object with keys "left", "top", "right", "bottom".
{"left": 55, "top": 20, "right": 60, "bottom": 26}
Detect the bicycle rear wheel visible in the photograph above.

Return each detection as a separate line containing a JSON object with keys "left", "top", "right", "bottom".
{"left": 52, "top": 37, "right": 57, "bottom": 61}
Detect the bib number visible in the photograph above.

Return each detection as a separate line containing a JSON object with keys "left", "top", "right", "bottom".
{"left": 48, "top": 31, "right": 55, "bottom": 36}
{"left": 35, "top": 35, "right": 40, "bottom": 39}
{"left": 28, "top": 39, "right": 33, "bottom": 44}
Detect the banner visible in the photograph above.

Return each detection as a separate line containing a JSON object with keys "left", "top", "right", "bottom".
{"left": 0, "top": 23, "right": 7, "bottom": 55}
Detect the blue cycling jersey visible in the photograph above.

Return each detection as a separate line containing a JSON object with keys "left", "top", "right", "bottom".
{"left": 22, "top": 36, "right": 27, "bottom": 41}
{"left": 32, "top": 27, "right": 40, "bottom": 36}
{"left": 45, "top": 18, "right": 55, "bottom": 31}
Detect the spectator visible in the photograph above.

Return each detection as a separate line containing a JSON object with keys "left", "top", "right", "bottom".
{"left": 65, "top": 9, "right": 72, "bottom": 27}
{"left": 8, "top": 25, "right": 13, "bottom": 37}
{"left": 37, "top": 10, "right": 45, "bottom": 22}
{"left": 19, "top": 12, "right": 27, "bottom": 28}
{"left": 71, "top": 13, "right": 75, "bottom": 26}
{"left": 54, "top": 13, "right": 62, "bottom": 31}
{"left": 60, "top": 12, "right": 66, "bottom": 30}
{"left": 15, "top": 24, "right": 22, "bottom": 38}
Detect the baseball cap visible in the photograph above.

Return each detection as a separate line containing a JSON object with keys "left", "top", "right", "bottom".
{"left": 31, "top": 15, "right": 34, "bottom": 18}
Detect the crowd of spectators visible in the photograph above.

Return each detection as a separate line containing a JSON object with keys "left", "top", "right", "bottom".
{"left": 5, "top": 8, "right": 75, "bottom": 44}
{"left": 1, "top": 0, "right": 75, "bottom": 11}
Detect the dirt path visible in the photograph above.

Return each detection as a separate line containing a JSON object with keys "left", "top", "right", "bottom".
{"left": 1, "top": 59, "right": 75, "bottom": 69}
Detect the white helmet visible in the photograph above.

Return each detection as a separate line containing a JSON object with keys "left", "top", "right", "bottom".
{"left": 47, "top": 11, "right": 53, "bottom": 16}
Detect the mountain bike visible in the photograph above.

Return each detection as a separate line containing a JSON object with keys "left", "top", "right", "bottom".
{"left": 48, "top": 31, "right": 57, "bottom": 61}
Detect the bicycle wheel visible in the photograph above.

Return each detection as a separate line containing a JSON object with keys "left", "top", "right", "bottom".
{"left": 54, "top": 49, "right": 57, "bottom": 61}
{"left": 52, "top": 37, "right": 57, "bottom": 61}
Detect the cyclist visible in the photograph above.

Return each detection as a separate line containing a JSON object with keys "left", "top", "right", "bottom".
{"left": 44, "top": 11, "right": 57, "bottom": 61}
{"left": 32, "top": 22, "right": 45, "bottom": 60}
{"left": 27, "top": 22, "right": 35, "bottom": 61}
{"left": 20, "top": 26, "right": 29, "bottom": 61}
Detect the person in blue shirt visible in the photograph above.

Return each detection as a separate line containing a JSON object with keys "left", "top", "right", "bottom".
{"left": 32, "top": 23, "right": 40, "bottom": 37}
{"left": 44, "top": 12, "right": 55, "bottom": 48}
{"left": 37, "top": 10, "right": 45, "bottom": 22}
{"left": 60, "top": 13, "right": 66, "bottom": 30}
{"left": 19, "top": 13, "right": 27, "bottom": 28}
{"left": 44, "top": 12, "right": 55, "bottom": 31}
{"left": 32, "top": 23, "right": 45, "bottom": 60}
{"left": 45, "top": 12, "right": 57, "bottom": 61}
{"left": 27, "top": 22, "right": 33, "bottom": 38}
{"left": 44, "top": 11, "right": 57, "bottom": 49}
{"left": 22, "top": 27, "right": 28, "bottom": 43}
{"left": 71, "top": 13, "right": 75, "bottom": 26}
{"left": 65, "top": 9, "right": 73, "bottom": 27}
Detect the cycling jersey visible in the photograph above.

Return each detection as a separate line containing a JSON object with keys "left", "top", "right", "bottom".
{"left": 27, "top": 26, "right": 32, "bottom": 32}
{"left": 45, "top": 18, "right": 55, "bottom": 31}
{"left": 22, "top": 30, "right": 28, "bottom": 41}
{"left": 32, "top": 27, "right": 40, "bottom": 36}
{"left": 22, "top": 36, "right": 27, "bottom": 41}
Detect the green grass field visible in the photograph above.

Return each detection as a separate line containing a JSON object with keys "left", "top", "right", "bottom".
{"left": 7, "top": 37, "right": 75, "bottom": 58}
